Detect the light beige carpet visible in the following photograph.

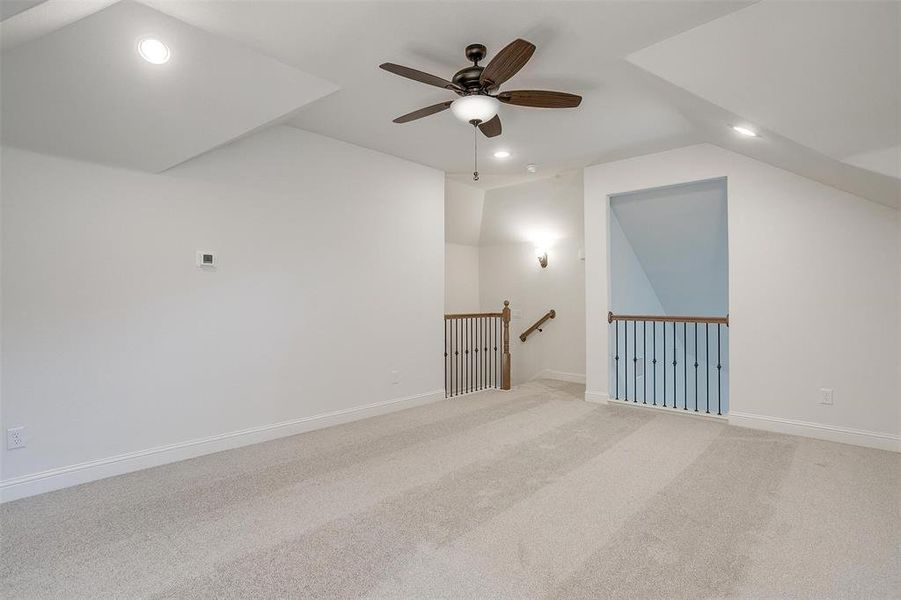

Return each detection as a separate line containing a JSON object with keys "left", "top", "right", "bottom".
{"left": 1, "top": 380, "right": 898, "bottom": 599}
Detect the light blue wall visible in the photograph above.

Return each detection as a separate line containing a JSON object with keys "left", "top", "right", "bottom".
{"left": 608, "top": 178, "right": 729, "bottom": 412}
{"left": 611, "top": 178, "right": 728, "bottom": 315}
{"left": 609, "top": 212, "right": 665, "bottom": 315}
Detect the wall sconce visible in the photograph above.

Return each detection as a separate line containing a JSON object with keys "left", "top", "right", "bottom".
{"left": 536, "top": 247, "right": 548, "bottom": 269}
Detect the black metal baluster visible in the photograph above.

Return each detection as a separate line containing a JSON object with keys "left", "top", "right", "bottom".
{"left": 633, "top": 320, "right": 638, "bottom": 403}
{"left": 469, "top": 318, "right": 473, "bottom": 393}
{"left": 482, "top": 317, "right": 486, "bottom": 390}
{"left": 475, "top": 317, "right": 479, "bottom": 391}
{"left": 482, "top": 316, "right": 486, "bottom": 390}
{"left": 480, "top": 317, "right": 484, "bottom": 390}
{"left": 473, "top": 317, "right": 476, "bottom": 392}
{"left": 694, "top": 323, "right": 699, "bottom": 412}
{"left": 454, "top": 319, "right": 463, "bottom": 394}
{"left": 493, "top": 316, "right": 497, "bottom": 389}
{"left": 717, "top": 323, "right": 722, "bottom": 415}
{"left": 672, "top": 321, "right": 677, "bottom": 409}
{"left": 452, "top": 320, "right": 457, "bottom": 397}
{"left": 449, "top": 320, "right": 454, "bottom": 397}
{"left": 475, "top": 317, "right": 480, "bottom": 391}
{"left": 705, "top": 323, "right": 710, "bottom": 414}
{"left": 683, "top": 322, "right": 687, "bottom": 410}
{"left": 653, "top": 321, "right": 657, "bottom": 406}
{"left": 662, "top": 321, "right": 666, "bottom": 407}
{"left": 495, "top": 316, "right": 499, "bottom": 388}
{"left": 473, "top": 318, "right": 477, "bottom": 392}
{"left": 614, "top": 319, "right": 619, "bottom": 400}
{"left": 643, "top": 321, "right": 647, "bottom": 404}
{"left": 624, "top": 320, "right": 629, "bottom": 402}
{"left": 460, "top": 318, "right": 464, "bottom": 394}
{"left": 484, "top": 316, "right": 488, "bottom": 390}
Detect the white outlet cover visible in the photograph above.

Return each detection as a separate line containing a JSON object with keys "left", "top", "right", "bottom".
{"left": 819, "top": 388, "right": 834, "bottom": 405}
{"left": 7, "top": 426, "right": 26, "bottom": 450}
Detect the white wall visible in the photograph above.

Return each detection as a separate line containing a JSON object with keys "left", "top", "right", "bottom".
{"left": 445, "top": 243, "right": 479, "bottom": 313}
{"left": 443, "top": 180, "right": 483, "bottom": 313}
{"left": 479, "top": 172, "right": 586, "bottom": 384}
{"left": 585, "top": 143, "right": 900, "bottom": 450}
{"left": 0, "top": 125, "right": 445, "bottom": 500}
{"left": 444, "top": 180, "right": 483, "bottom": 246}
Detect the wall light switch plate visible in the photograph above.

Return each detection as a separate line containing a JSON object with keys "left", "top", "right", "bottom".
{"left": 7, "top": 426, "right": 26, "bottom": 450}
{"left": 512, "top": 309, "right": 523, "bottom": 320}
{"left": 819, "top": 388, "right": 834, "bottom": 405}
{"left": 391, "top": 370, "right": 400, "bottom": 384}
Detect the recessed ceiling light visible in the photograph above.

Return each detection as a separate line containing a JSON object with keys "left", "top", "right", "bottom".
{"left": 732, "top": 125, "right": 758, "bottom": 137}
{"left": 493, "top": 150, "right": 511, "bottom": 159}
{"left": 138, "top": 38, "right": 170, "bottom": 64}
{"left": 526, "top": 164, "right": 538, "bottom": 173}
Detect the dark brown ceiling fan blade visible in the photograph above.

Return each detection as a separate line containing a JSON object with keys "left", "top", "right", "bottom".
{"left": 480, "top": 39, "right": 536, "bottom": 88}
{"left": 497, "top": 90, "right": 582, "bottom": 108}
{"left": 379, "top": 63, "right": 460, "bottom": 91}
{"left": 478, "top": 114, "right": 502, "bottom": 138}
{"left": 393, "top": 101, "right": 453, "bottom": 123}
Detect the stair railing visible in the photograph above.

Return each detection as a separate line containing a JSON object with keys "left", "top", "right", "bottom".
{"left": 608, "top": 311, "right": 729, "bottom": 415}
{"left": 519, "top": 309, "right": 556, "bottom": 342}
{"left": 444, "top": 300, "right": 511, "bottom": 397}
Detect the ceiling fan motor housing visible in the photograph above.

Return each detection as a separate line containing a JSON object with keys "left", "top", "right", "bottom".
{"left": 454, "top": 44, "right": 497, "bottom": 93}
{"left": 452, "top": 65, "right": 484, "bottom": 92}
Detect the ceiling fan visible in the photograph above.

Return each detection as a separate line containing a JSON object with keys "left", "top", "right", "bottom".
{"left": 380, "top": 39, "right": 582, "bottom": 180}
{"left": 381, "top": 39, "right": 581, "bottom": 136}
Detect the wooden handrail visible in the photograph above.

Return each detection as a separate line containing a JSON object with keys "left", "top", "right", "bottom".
{"left": 445, "top": 312, "right": 503, "bottom": 319}
{"left": 608, "top": 311, "right": 729, "bottom": 326}
{"left": 519, "top": 309, "right": 556, "bottom": 342}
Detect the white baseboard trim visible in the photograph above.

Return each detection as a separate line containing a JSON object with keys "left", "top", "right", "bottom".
{"left": 533, "top": 370, "right": 586, "bottom": 384}
{"left": 0, "top": 388, "right": 446, "bottom": 504}
{"left": 584, "top": 390, "right": 609, "bottom": 404}
{"left": 729, "top": 411, "right": 900, "bottom": 452}
{"left": 608, "top": 398, "right": 727, "bottom": 422}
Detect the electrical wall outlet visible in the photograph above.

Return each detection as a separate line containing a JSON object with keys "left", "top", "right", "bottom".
{"left": 819, "top": 388, "right": 834, "bottom": 405}
{"left": 7, "top": 426, "right": 26, "bottom": 450}
{"left": 391, "top": 370, "right": 400, "bottom": 385}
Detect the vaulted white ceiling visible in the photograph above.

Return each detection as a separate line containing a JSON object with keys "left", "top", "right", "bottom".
{"left": 140, "top": 0, "right": 751, "bottom": 184}
{"left": 1, "top": 1, "right": 338, "bottom": 172}
{"left": 1, "top": 0, "right": 898, "bottom": 207}
{"left": 628, "top": 1, "right": 901, "bottom": 180}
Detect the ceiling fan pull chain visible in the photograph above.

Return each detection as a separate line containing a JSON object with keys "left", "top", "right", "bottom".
{"left": 472, "top": 120, "right": 479, "bottom": 181}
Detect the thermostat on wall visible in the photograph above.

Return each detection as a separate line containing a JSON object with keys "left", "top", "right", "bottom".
{"left": 195, "top": 251, "right": 216, "bottom": 267}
